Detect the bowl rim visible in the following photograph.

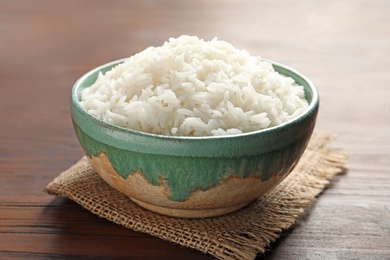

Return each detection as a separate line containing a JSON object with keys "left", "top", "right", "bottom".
{"left": 71, "top": 58, "right": 319, "bottom": 141}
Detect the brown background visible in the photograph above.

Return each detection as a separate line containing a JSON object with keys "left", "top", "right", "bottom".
{"left": 1, "top": 0, "right": 389, "bottom": 259}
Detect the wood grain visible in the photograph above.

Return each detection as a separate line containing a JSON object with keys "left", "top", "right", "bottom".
{"left": 1, "top": 0, "right": 389, "bottom": 259}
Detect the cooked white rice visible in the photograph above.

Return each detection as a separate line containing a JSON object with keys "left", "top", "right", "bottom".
{"left": 80, "top": 35, "right": 308, "bottom": 136}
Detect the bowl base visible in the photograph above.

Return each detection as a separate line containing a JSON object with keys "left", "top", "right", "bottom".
{"left": 130, "top": 197, "right": 252, "bottom": 218}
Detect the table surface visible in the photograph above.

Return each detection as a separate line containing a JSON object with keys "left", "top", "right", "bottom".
{"left": 1, "top": 0, "right": 389, "bottom": 259}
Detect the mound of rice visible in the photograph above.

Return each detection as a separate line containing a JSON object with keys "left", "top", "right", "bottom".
{"left": 80, "top": 35, "right": 308, "bottom": 136}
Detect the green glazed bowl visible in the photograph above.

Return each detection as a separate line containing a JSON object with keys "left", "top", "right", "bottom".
{"left": 71, "top": 58, "right": 319, "bottom": 218}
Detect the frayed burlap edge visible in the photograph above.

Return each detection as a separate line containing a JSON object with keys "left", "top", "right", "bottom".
{"left": 45, "top": 132, "right": 348, "bottom": 260}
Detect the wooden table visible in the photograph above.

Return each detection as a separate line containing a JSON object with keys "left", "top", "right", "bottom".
{"left": 1, "top": 0, "right": 389, "bottom": 259}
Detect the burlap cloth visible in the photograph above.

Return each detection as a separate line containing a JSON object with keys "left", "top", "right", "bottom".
{"left": 46, "top": 132, "right": 348, "bottom": 259}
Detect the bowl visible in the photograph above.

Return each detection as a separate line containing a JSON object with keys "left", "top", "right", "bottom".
{"left": 70, "top": 58, "right": 319, "bottom": 218}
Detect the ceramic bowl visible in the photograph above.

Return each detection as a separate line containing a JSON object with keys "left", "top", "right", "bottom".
{"left": 70, "top": 58, "right": 319, "bottom": 218}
